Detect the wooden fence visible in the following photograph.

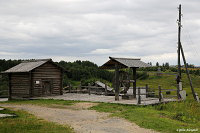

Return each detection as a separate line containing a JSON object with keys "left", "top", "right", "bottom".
{"left": 137, "top": 85, "right": 178, "bottom": 104}
{"left": 63, "top": 83, "right": 111, "bottom": 95}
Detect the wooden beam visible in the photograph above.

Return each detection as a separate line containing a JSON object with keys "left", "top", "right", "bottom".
{"left": 132, "top": 67, "right": 137, "bottom": 98}
{"left": 115, "top": 63, "right": 119, "bottom": 101}
{"left": 180, "top": 44, "right": 197, "bottom": 101}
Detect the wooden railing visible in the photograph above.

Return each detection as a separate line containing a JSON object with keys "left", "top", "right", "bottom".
{"left": 63, "top": 83, "right": 111, "bottom": 95}
{"left": 137, "top": 85, "right": 178, "bottom": 104}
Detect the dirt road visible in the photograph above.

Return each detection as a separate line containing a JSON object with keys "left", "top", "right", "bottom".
{"left": 0, "top": 103, "right": 158, "bottom": 133}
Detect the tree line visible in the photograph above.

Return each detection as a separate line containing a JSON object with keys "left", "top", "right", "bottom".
{"left": 0, "top": 59, "right": 114, "bottom": 88}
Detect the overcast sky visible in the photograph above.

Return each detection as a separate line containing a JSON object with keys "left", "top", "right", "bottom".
{"left": 1, "top": 0, "right": 200, "bottom": 66}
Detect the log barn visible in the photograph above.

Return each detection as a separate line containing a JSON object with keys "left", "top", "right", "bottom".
{"left": 2, "top": 59, "right": 64, "bottom": 100}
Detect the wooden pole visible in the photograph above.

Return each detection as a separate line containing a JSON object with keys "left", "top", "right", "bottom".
{"left": 132, "top": 67, "right": 137, "bottom": 98}
{"left": 137, "top": 87, "right": 141, "bottom": 104}
{"left": 180, "top": 44, "right": 197, "bottom": 101}
{"left": 146, "top": 84, "right": 148, "bottom": 98}
{"left": 115, "top": 64, "right": 119, "bottom": 101}
{"left": 105, "top": 83, "right": 107, "bottom": 96}
{"left": 159, "top": 86, "right": 162, "bottom": 102}
{"left": 177, "top": 4, "right": 182, "bottom": 81}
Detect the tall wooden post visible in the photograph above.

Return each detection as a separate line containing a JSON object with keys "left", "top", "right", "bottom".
{"left": 177, "top": 4, "right": 182, "bottom": 81}
{"left": 137, "top": 87, "right": 141, "bottom": 104}
{"left": 115, "top": 64, "right": 119, "bottom": 101}
{"left": 132, "top": 67, "right": 137, "bottom": 98}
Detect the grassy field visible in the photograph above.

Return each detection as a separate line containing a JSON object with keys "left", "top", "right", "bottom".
{"left": 0, "top": 72, "right": 200, "bottom": 133}
{"left": 0, "top": 107, "right": 74, "bottom": 133}
{"left": 90, "top": 100, "right": 200, "bottom": 133}
{"left": 1, "top": 99, "right": 199, "bottom": 133}
{"left": 137, "top": 72, "right": 200, "bottom": 100}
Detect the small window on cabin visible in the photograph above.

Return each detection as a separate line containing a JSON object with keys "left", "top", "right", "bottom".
{"left": 35, "top": 81, "right": 40, "bottom": 84}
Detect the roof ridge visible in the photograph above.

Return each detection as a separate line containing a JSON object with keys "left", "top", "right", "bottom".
{"left": 22, "top": 59, "right": 51, "bottom": 63}
{"left": 109, "top": 57, "right": 141, "bottom": 60}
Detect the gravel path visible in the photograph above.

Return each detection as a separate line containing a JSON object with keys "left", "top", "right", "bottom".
{"left": 0, "top": 103, "right": 158, "bottom": 133}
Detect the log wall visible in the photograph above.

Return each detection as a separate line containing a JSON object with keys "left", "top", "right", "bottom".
{"left": 32, "top": 62, "right": 62, "bottom": 96}
{"left": 10, "top": 73, "right": 30, "bottom": 99}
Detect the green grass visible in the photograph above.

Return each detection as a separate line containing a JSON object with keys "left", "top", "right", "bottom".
{"left": 90, "top": 101, "right": 200, "bottom": 133}
{"left": 1, "top": 99, "right": 80, "bottom": 108}
{"left": 1, "top": 72, "right": 200, "bottom": 133}
{"left": 1, "top": 99, "right": 200, "bottom": 133}
{"left": 137, "top": 72, "right": 200, "bottom": 100}
{"left": 0, "top": 107, "right": 74, "bottom": 133}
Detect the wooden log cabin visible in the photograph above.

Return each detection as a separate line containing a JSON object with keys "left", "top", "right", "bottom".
{"left": 2, "top": 59, "right": 64, "bottom": 100}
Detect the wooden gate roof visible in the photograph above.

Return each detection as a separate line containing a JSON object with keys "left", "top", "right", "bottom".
{"left": 2, "top": 59, "right": 65, "bottom": 73}
{"left": 100, "top": 57, "right": 151, "bottom": 69}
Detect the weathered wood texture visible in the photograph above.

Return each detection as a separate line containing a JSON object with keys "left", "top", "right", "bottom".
{"left": 9, "top": 61, "right": 63, "bottom": 99}
{"left": 32, "top": 62, "right": 62, "bottom": 96}
{"left": 10, "top": 73, "right": 30, "bottom": 99}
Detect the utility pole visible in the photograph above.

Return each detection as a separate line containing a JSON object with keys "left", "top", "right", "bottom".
{"left": 177, "top": 4, "right": 198, "bottom": 101}
{"left": 177, "top": 4, "right": 182, "bottom": 84}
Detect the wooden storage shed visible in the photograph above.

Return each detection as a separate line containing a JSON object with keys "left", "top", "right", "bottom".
{"left": 2, "top": 59, "right": 64, "bottom": 100}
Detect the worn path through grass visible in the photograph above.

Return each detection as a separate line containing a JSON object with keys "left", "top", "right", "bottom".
{"left": 0, "top": 107, "right": 74, "bottom": 133}
{"left": 0, "top": 100, "right": 157, "bottom": 133}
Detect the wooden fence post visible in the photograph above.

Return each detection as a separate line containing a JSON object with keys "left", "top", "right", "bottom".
{"left": 146, "top": 84, "right": 148, "bottom": 98}
{"left": 137, "top": 87, "right": 141, "bottom": 104}
{"left": 159, "top": 85, "right": 162, "bottom": 102}
{"left": 88, "top": 83, "right": 91, "bottom": 95}
{"left": 105, "top": 84, "right": 107, "bottom": 96}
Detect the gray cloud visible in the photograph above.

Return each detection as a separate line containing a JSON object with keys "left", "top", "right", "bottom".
{"left": 0, "top": 0, "right": 200, "bottom": 66}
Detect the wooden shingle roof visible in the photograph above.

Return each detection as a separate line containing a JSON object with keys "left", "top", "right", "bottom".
{"left": 2, "top": 59, "right": 64, "bottom": 73}
{"left": 100, "top": 57, "right": 151, "bottom": 69}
